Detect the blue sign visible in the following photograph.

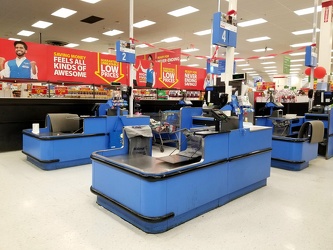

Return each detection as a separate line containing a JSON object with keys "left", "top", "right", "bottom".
{"left": 212, "top": 12, "right": 237, "bottom": 48}
{"left": 305, "top": 45, "right": 317, "bottom": 67}
{"left": 116, "top": 40, "right": 136, "bottom": 64}
{"left": 206, "top": 59, "right": 236, "bottom": 75}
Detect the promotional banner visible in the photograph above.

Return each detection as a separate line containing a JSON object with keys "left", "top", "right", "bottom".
{"left": 137, "top": 48, "right": 181, "bottom": 65}
{"left": 0, "top": 38, "right": 129, "bottom": 85}
{"left": 0, "top": 38, "right": 205, "bottom": 89}
{"left": 134, "top": 59, "right": 206, "bottom": 90}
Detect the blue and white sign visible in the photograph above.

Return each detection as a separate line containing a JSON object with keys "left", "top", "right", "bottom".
{"left": 305, "top": 45, "right": 317, "bottom": 67}
{"left": 116, "top": 40, "right": 136, "bottom": 64}
{"left": 212, "top": 12, "right": 237, "bottom": 48}
{"left": 206, "top": 59, "right": 236, "bottom": 75}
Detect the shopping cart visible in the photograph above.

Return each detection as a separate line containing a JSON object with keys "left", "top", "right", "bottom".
{"left": 149, "top": 110, "right": 180, "bottom": 152}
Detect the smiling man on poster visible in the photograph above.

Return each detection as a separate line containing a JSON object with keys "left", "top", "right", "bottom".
{"left": 0, "top": 41, "right": 38, "bottom": 79}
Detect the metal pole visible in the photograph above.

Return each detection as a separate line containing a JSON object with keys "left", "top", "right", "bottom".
{"left": 129, "top": 0, "right": 134, "bottom": 115}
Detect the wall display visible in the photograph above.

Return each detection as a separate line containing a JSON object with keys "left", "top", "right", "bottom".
{"left": 212, "top": 12, "right": 237, "bottom": 47}
{"left": 0, "top": 38, "right": 206, "bottom": 90}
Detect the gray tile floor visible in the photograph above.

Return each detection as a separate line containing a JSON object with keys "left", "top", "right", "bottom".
{"left": 0, "top": 146, "right": 333, "bottom": 250}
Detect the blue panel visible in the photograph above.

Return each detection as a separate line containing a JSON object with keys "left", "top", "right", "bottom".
{"left": 228, "top": 128, "right": 272, "bottom": 157}
{"left": 228, "top": 152, "right": 271, "bottom": 193}
{"left": 116, "top": 40, "right": 136, "bottom": 64}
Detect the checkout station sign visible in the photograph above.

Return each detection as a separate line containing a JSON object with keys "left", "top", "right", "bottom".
{"left": 212, "top": 12, "right": 237, "bottom": 48}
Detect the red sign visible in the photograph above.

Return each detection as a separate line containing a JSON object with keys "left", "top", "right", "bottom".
{"left": 55, "top": 86, "right": 68, "bottom": 95}
{"left": 31, "top": 86, "right": 48, "bottom": 95}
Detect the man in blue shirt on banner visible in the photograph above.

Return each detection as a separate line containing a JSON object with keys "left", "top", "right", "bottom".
{"left": 0, "top": 41, "right": 38, "bottom": 79}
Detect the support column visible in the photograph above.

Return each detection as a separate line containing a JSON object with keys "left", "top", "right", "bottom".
{"left": 318, "top": 0, "right": 333, "bottom": 76}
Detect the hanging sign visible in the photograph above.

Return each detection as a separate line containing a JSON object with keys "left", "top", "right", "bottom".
{"left": 116, "top": 40, "right": 136, "bottom": 64}
{"left": 212, "top": 12, "right": 237, "bottom": 47}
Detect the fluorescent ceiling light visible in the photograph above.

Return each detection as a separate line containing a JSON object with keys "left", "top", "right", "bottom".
{"left": 65, "top": 43, "right": 79, "bottom": 48}
{"left": 292, "top": 28, "right": 320, "bottom": 35}
{"left": 194, "top": 29, "right": 211, "bottom": 36}
{"left": 17, "top": 30, "right": 35, "bottom": 36}
{"left": 161, "top": 37, "right": 182, "bottom": 43}
{"left": 289, "top": 52, "right": 306, "bottom": 56}
{"left": 290, "top": 64, "right": 302, "bottom": 67}
{"left": 264, "top": 66, "right": 277, "bottom": 69}
{"left": 168, "top": 6, "right": 199, "bottom": 17}
{"left": 267, "top": 72, "right": 276, "bottom": 75}
{"left": 290, "top": 59, "right": 305, "bottom": 62}
{"left": 249, "top": 73, "right": 259, "bottom": 76}
{"left": 246, "top": 36, "right": 270, "bottom": 42}
{"left": 246, "top": 71, "right": 256, "bottom": 74}
{"left": 238, "top": 18, "right": 267, "bottom": 27}
{"left": 261, "top": 62, "right": 276, "bottom": 65}
{"left": 136, "top": 44, "right": 149, "bottom": 48}
{"left": 103, "top": 29, "right": 124, "bottom": 36}
{"left": 182, "top": 48, "right": 199, "bottom": 52}
{"left": 81, "top": 37, "right": 99, "bottom": 42}
{"left": 234, "top": 52, "right": 239, "bottom": 55}
{"left": 290, "top": 68, "right": 301, "bottom": 70}
{"left": 32, "top": 21, "right": 53, "bottom": 29}
{"left": 290, "top": 42, "right": 312, "bottom": 47}
{"left": 187, "top": 64, "right": 199, "bottom": 67}
{"left": 81, "top": 0, "right": 101, "bottom": 3}
{"left": 133, "top": 20, "right": 156, "bottom": 28}
{"left": 180, "top": 59, "right": 188, "bottom": 62}
{"left": 265, "top": 70, "right": 277, "bottom": 72}
{"left": 235, "top": 58, "right": 245, "bottom": 62}
{"left": 242, "top": 68, "right": 253, "bottom": 70}
{"left": 8, "top": 38, "right": 21, "bottom": 41}
{"left": 294, "top": 6, "right": 322, "bottom": 16}
{"left": 237, "top": 64, "right": 250, "bottom": 67}
{"left": 259, "top": 56, "right": 274, "bottom": 60}
{"left": 51, "top": 8, "right": 77, "bottom": 18}
{"left": 253, "top": 48, "right": 273, "bottom": 52}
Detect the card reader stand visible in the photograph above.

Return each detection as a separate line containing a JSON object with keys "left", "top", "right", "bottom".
{"left": 210, "top": 109, "right": 229, "bottom": 132}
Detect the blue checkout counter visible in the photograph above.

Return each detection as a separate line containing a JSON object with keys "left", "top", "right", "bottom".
{"left": 22, "top": 113, "right": 150, "bottom": 170}
{"left": 255, "top": 113, "right": 325, "bottom": 170}
{"left": 90, "top": 106, "right": 272, "bottom": 234}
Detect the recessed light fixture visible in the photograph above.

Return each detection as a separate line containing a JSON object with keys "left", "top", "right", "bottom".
{"left": 246, "top": 36, "right": 271, "bottom": 42}
{"left": 294, "top": 6, "right": 322, "bottom": 16}
{"left": 32, "top": 21, "right": 53, "bottom": 29}
{"left": 187, "top": 64, "right": 199, "bottom": 67}
{"left": 290, "top": 68, "right": 301, "bottom": 71}
{"left": 259, "top": 56, "right": 275, "bottom": 60}
{"left": 65, "top": 43, "right": 79, "bottom": 48}
{"left": 103, "top": 29, "right": 124, "bottom": 36}
{"left": 161, "top": 37, "right": 182, "bottom": 43}
{"left": 17, "top": 30, "right": 35, "bottom": 36}
{"left": 265, "top": 70, "right": 277, "bottom": 72}
{"left": 81, "top": 37, "right": 99, "bottom": 42}
{"left": 264, "top": 66, "right": 277, "bottom": 69}
{"left": 8, "top": 38, "right": 21, "bottom": 41}
{"left": 290, "top": 59, "right": 305, "bottom": 62}
{"left": 289, "top": 52, "right": 306, "bottom": 56}
{"left": 290, "top": 42, "right": 313, "bottom": 47}
{"left": 261, "top": 62, "right": 276, "bottom": 65}
{"left": 290, "top": 64, "right": 303, "bottom": 67}
{"left": 182, "top": 48, "right": 199, "bottom": 53}
{"left": 292, "top": 28, "right": 320, "bottom": 35}
{"left": 133, "top": 20, "right": 156, "bottom": 28}
{"left": 238, "top": 18, "right": 267, "bottom": 27}
{"left": 242, "top": 68, "right": 254, "bottom": 70}
{"left": 193, "top": 29, "right": 211, "bottom": 36}
{"left": 52, "top": 8, "right": 77, "bottom": 18}
{"left": 237, "top": 64, "right": 250, "bottom": 67}
{"left": 235, "top": 58, "right": 245, "bottom": 62}
{"left": 253, "top": 48, "right": 273, "bottom": 52}
{"left": 81, "top": 0, "right": 101, "bottom": 3}
{"left": 136, "top": 44, "right": 149, "bottom": 48}
{"left": 168, "top": 6, "right": 199, "bottom": 17}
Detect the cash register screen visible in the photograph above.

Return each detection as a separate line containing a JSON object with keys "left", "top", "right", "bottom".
{"left": 210, "top": 109, "right": 228, "bottom": 121}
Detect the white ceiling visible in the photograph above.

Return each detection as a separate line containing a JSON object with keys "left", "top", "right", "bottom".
{"left": 0, "top": 0, "right": 324, "bottom": 82}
